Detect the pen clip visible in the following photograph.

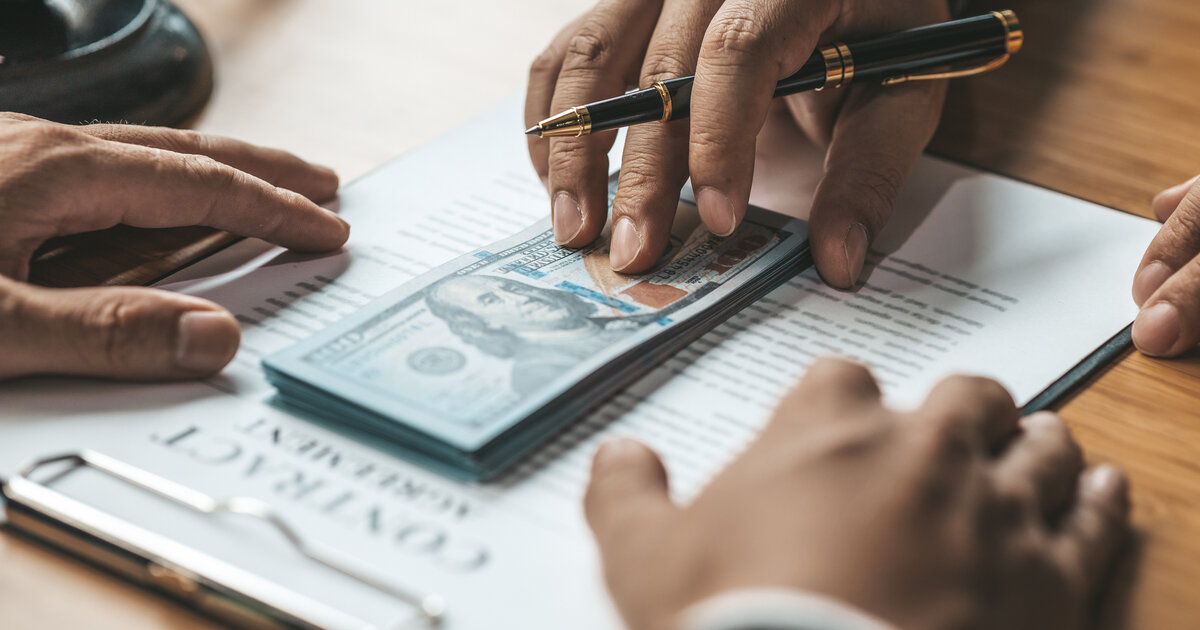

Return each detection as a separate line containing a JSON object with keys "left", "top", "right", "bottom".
{"left": 880, "top": 9, "right": 1022, "bottom": 86}
{"left": 880, "top": 52, "right": 1012, "bottom": 86}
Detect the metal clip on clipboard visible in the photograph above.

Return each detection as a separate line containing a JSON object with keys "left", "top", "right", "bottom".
{"left": 1, "top": 451, "right": 445, "bottom": 629}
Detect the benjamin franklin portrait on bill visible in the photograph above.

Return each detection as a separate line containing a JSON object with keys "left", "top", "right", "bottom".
{"left": 423, "top": 274, "right": 707, "bottom": 395}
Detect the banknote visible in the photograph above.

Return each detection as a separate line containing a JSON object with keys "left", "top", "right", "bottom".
{"left": 265, "top": 194, "right": 809, "bottom": 478}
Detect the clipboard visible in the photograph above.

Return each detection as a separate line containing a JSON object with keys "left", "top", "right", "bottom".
{"left": 1, "top": 451, "right": 446, "bottom": 630}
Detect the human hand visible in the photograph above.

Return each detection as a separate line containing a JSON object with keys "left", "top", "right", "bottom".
{"left": 526, "top": 0, "right": 948, "bottom": 286}
{"left": 0, "top": 113, "right": 349, "bottom": 380}
{"left": 585, "top": 358, "right": 1129, "bottom": 630}
{"left": 1132, "top": 175, "right": 1200, "bottom": 356}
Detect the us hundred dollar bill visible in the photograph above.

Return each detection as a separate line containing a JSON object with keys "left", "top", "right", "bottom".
{"left": 266, "top": 201, "right": 805, "bottom": 451}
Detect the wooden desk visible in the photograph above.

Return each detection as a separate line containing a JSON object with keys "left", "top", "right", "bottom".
{"left": 4, "top": 0, "right": 1199, "bottom": 628}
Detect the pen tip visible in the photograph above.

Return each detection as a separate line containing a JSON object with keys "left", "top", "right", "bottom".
{"left": 525, "top": 126, "right": 541, "bottom": 137}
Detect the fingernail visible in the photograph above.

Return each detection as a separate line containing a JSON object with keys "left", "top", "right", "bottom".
{"left": 553, "top": 192, "right": 583, "bottom": 244}
{"left": 610, "top": 217, "right": 641, "bottom": 271}
{"left": 1132, "top": 302, "right": 1182, "bottom": 356}
{"left": 1087, "top": 464, "right": 1127, "bottom": 496}
{"left": 176, "top": 311, "right": 240, "bottom": 373}
{"left": 332, "top": 212, "right": 351, "bottom": 232}
{"left": 696, "top": 187, "right": 736, "bottom": 236}
{"left": 843, "top": 223, "right": 869, "bottom": 286}
{"left": 1132, "top": 261, "right": 1172, "bottom": 306}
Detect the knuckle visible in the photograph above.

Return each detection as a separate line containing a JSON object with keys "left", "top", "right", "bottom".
{"left": 812, "top": 421, "right": 889, "bottom": 461}
{"left": 933, "top": 375, "right": 1015, "bottom": 415}
{"left": 840, "top": 163, "right": 908, "bottom": 226}
{"left": 0, "top": 112, "right": 39, "bottom": 122}
{"left": 613, "top": 167, "right": 661, "bottom": 211}
{"left": 616, "top": 162, "right": 658, "bottom": 192}
{"left": 1036, "top": 416, "right": 1085, "bottom": 463}
{"left": 911, "top": 410, "right": 975, "bottom": 461}
{"left": 640, "top": 49, "right": 695, "bottom": 86}
{"left": 182, "top": 153, "right": 242, "bottom": 194}
{"left": 704, "top": 14, "right": 768, "bottom": 60}
{"left": 689, "top": 124, "right": 738, "bottom": 156}
{"left": 85, "top": 299, "right": 139, "bottom": 369}
{"left": 6, "top": 122, "right": 91, "bottom": 168}
{"left": 1166, "top": 199, "right": 1200, "bottom": 243}
{"left": 25, "top": 121, "right": 84, "bottom": 145}
{"left": 562, "top": 26, "right": 615, "bottom": 72}
{"left": 162, "top": 128, "right": 214, "bottom": 156}
{"left": 546, "top": 138, "right": 593, "bottom": 173}
{"left": 176, "top": 151, "right": 224, "bottom": 179}
{"left": 986, "top": 482, "right": 1032, "bottom": 525}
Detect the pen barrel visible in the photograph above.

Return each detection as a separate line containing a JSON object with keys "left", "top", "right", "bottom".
{"left": 649, "top": 13, "right": 1010, "bottom": 124}
{"left": 588, "top": 89, "right": 666, "bottom": 133}
{"left": 848, "top": 13, "right": 1011, "bottom": 83}
{"left": 573, "top": 12, "right": 1015, "bottom": 135}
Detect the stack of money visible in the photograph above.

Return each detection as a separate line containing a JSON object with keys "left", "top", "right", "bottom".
{"left": 264, "top": 196, "right": 810, "bottom": 480}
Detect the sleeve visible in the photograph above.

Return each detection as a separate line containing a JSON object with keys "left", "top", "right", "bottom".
{"left": 677, "top": 588, "right": 901, "bottom": 630}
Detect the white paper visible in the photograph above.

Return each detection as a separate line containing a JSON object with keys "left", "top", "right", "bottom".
{"left": 0, "top": 95, "right": 1160, "bottom": 629}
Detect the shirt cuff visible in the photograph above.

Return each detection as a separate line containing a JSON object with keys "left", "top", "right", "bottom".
{"left": 678, "top": 588, "right": 900, "bottom": 630}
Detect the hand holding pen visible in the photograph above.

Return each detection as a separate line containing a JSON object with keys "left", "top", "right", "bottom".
{"left": 526, "top": 1, "right": 1015, "bottom": 286}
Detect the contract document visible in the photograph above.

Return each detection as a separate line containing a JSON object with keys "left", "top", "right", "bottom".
{"left": 0, "top": 96, "right": 1161, "bottom": 629}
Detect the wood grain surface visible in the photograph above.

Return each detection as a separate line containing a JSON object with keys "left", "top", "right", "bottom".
{"left": 5, "top": 0, "right": 1200, "bottom": 628}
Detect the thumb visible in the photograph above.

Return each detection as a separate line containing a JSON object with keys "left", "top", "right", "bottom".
{"left": 0, "top": 277, "right": 240, "bottom": 380}
{"left": 808, "top": 82, "right": 946, "bottom": 289}
{"left": 584, "top": 437, "right": 673, "bottom": 550}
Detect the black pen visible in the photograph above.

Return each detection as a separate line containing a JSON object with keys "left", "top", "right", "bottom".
{"left": 527, "top": 10, "right": 1022, "bottom": 138}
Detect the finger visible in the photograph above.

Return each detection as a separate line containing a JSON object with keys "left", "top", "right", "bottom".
{"left": 994, "top": 412, "right": 1085, "bottom": 516}
{"left": 1131, "top": 251, "right": 1200, "bottom": 357}
{"left": 688, "top": 1, "right": 838, "bottom": 237}
{"left": 547, "top": 0, "right": 663, "bottom": 247}
{"left": 526, "top": 15, "right": 588, "bottom": 188}
{"left": 608, "top": 0, "right": 723, "bottom": 273}
{"left": 584, "top": 437, "right": 674, "bottom": 551}
{"left": 83, "top": 125, "right": 340, "bottom": 203}
{"left": 0, "top": 277, "right": 239, "bottom": 380}
{"left": 782, "top": 88, "right": 848, "bottom": 149}
{"left": 3, "top": 139, "right": 351, "bottom": 271}
{"left": 1056, "top": 465, "right": 1130, "bottom": 595}
{"left": 915, "top": 374, "right": 1020, "bottom": 452}
{"left": 807, "top": 81, "right": 947, "bottom": 288}
{"left": 1151, "top": 174, "right": 1200, "bottom": 222}
{"left": 771, "top": 356, "right": 882, "bottom": 427}
{"left": 1133, "top": 184, "right": 1200, "bottom": 307}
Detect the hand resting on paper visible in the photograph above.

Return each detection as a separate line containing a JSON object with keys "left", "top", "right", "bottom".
{"left": 0, "top": 113, "right": 349, "bottom": 380}
{"left": 586, "top": 358, "right": 1129, "bottom": 630}
{"left": 1132, "top": 175, "right": 1200, "bottom": 357}
{"left": 526, "top": 0, "right": 947, "bottom": 286}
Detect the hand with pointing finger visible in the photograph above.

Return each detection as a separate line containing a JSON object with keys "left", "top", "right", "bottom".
{"left": 586, "top": 358, "right": 1129, "bottom": 630}
{"left": 527, "top": 0, "right": 948, "bottom": 287}
{"left": 0, "top": 112, "right": 348, "bottom": 381}
{"left": 1132, "top": 175, "right": 1200, "bottom": 357}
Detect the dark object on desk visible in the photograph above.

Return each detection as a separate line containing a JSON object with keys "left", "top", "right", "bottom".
{"left": 0, "top": 0, "right": 212, "bottom": 126}
{"left": 528, "top": 10, "right": 1023, "bottom": 138}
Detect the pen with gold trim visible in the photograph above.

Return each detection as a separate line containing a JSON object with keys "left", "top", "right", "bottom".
{"left": 527, "top": 10, "right": 1022, "bottom": 138}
